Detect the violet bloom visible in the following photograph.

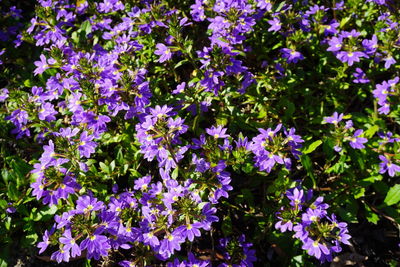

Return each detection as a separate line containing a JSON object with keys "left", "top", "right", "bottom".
{"left": 172, "top": 82, "right": 185, "bottom": 94}
{"left": 352, "top": 68, "right": 369, "bottom": 83}
{"left": 379, "top": 155, "right": 400, "bottom": 177}
{"left": 159, "top": 231, "right": 184, "bottom": 258}
{"left": 287, "top": 188, "right": 304, "bottom": 207}
{"left": 59, "top": 229, "right": 81, "bottom": 257}
{"left": 384, "top": 55, "right": 396, "bottom": 69}
{"left": 281, "top": 48, "right": 304, "bottom": 63}
{"left": 38, "top": 102, "right": 57, "bottom": 121}
{"left": 0, "top": 88, "right": 9, "bottom": 102}
{"left": 155, "top": 43, "right": 172, "bottom": 63}
{"left": 324, "top": 20, "right": 339, "bottom": 35}
{"left": 76, "top": 195, "right": 104, "bottom": 214}
{"left": 336, "top": 51, "right": 367, "bottom": 66}
{"left": 327, "top": 37, "right": 343, "bottom": 52}
{"left": 302, "top": 237, "right": 330, "bottom": 260}
{"left": 38, "top": 229, "right": 53, "bottom": 254}
{"left": 206, "top": 125, "right": 229, "bottom": 139}
{"left": 134, "top": 175, "right": 152, "bottom": 191}
{"left": 323, "top": 112, "right": 343, "bottom": 125}
{"left": 34, "top": 54, "right": 56, "bottom": 75}
{"left": 143, "top": 231, "right": 160, "bottom": 247}
{"left": 362, "top": 35, "right": 378, "bottom": 55}
{"left": 175, "top": 222, "right": 202, "bottom": 241}
{"left": 268, "top": 17, "right": 281, "bottom": 32}
{"left": 78, "top": 131, "right": 97, "bottom": 158}
{"left": 275, "top": 215, "right": 294, "bottom": 233}
{"left": 51, "top": 247, "right": 70, "bottom": 263}
{"left": 378, "top": 131, "right": 399, "bottom": 144}
{"left": 256, "top": 0, "right": 272, "bottom": 10}
{"left": 348, "top": 129, "right": 367, "bottom": 149}
{"left": 80, "top": 233, "right": 111, "bottom": 260}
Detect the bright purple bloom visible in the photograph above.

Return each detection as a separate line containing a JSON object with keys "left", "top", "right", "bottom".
{"left": 78, "top": 131, "right": 97, "bottom": 158}
{"left": 384, "top": 55, "right": 396, "bottom": 69}
{"left": 34, "top": 54, "right": 56, "bottom": 75}
{"left": 80, "top": 233, "right": 111, "bottom": 260}
{"left": 302, "top": 237, "right": 330, "bottom": 260}
{"left": 379, "top": 155, "right": 400, "bottom": 177}
{"left": 281, "top": 48, "right": 304, "bottom": 63}
{"left": 287, "top": 188, "right": 304, "bottom": 207}
{"left": 59, "top": 229, "right": 81, "bottom": 257}
{"left": 348, "top": 129, "right": 367, "bottom": 149}
{"left": 323, "top": 112, "right": 343, "bottom": 125}
{"left": 76, "top": 195, "right": 104, "bottom": 214}
{"left": 352, "top": 68, "right": 370, "bottom": 83}
{"left": 336, "top": 51, "right": 367, "bottom": 66}
{"left": 155, "top": 43, "right": 172, "bottom": 63}
{"left": 0, "top": 88, "right": 9, "bottom": 102}
{"left": 159, "top": 231, "right": 184, "bottom": 258}
{"left": 51, "top": 248, "right": 70, "bottom": 263}
{"left": 205, "top": 125, "right": 229, "bottom": 139}
{"left": 268, "top": 17, "right": 281, "bottom": 32}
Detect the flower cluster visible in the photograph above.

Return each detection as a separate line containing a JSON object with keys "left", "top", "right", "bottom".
{"left": 250, "top": 124, "right": 303, "bottom": 173}
{"left": 323, "top": 112, "right": 368, "bottom": 152}
{"left": 373, "top": 77, "right": 399, "bottom": 115}
{"left": 377, "top": 132, "right": 400, "bottom": 177}
{"left": 3, "top": 0, "right": 400, "bottom": 265}
{"left": 217, "top": 235, "right": 257, "bottom": 267}
{"left": 327, "top": 30, "right": 368, "bottom": 66}
{"left": 276, "top": 188, "right": 351, "bottom": 262}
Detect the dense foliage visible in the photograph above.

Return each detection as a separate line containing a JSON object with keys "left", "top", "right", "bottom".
{"left": 0, "top": 0, "right": 400, "bottom": 266}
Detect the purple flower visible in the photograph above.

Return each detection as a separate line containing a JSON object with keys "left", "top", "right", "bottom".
{"left": 205, "top": 125, "right": 229, "bottom": 139}
{"left": 384, "top": 55, "right": 396, "bottom": 69}
{"left": 76, "top": 195, "right": 104, "bottom": 214}
{"left": 336, "top": 51, "right": 367, "bottom": 66}
{"left": 80, "top": 233, "right": 111, "bottom": 260}
{"left": 287, "top": 188, "right": 304, "bottom": 207}
{"left": 275, "top": 213, "right": 294, "bottom": 233}
{"left": 159, "top": 231, "right": 184, "bottom": 258}
{"left": 362, "top": 35, "right": 378, "bottom": 55}
{"left": 155, "top": 43, "right": 172, "bottom": 63}
{"left": 51, "top": 248, "right": 70, "bottom": 263}
{"left": 143, "top": 231, "right": 160, "bottom": 248}
{"left": 38, "top": 228, "right": 54, "bottom": 254}
{"left": 281, "top": 48, "right": 304, "bottom": 63}
{"left": 78, "top": 131, "right": 97, "bottom": 158}
{"left": 268, "top": 17, "right": 282, "bottom": 32}
{"left": 302, "top": 237, "right": 330, "bottom": 260}
{"left": 0, "top": 88, "right": 9, "bottom": 102}
{"left": 327, "top": 37, "right": 343, "bottom": 52}
{"left": 34, "top": 54, "right": 56, "bottom": 75}
{"left": 352, "top": 68, "right": 370, "bottom": 83}
{"left": 256, "top": 0, "right": 272, "bottom": 10}
{"left": 38, "top": 102, "right": 57, "bottom": 121}
{"left": 59, "top": 229, "right": 81, "bottom": 257}
{"left": 323, "top": 112, "right": 343, "bottom": 125}
{"left": 348, "top": 129, "right": 367, "bottom": 149}
{"left": 324, "top": 21, "right": 339, "bottom": 35}
{"left": 379, "top": 155, "right": 400, "bottom": 177}
{"left": 175, "top": 222, "right": 202, "bottom": 241}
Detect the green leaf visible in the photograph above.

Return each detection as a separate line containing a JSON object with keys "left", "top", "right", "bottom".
{"left": 364, "top": 204, "right": 379, "bottom": 224}
{"left": 301, "top": 155, "right": 316, "bottom": 188}
{"left": 171, "top": 168, "right": 179, "bottom": 179}
{"left": 80, "top": 20, "right": 92, "bottom": 35}
{"left": 384, "top": 184, "right": 400, "bottom": 206}
{"left": 302, "top": 140, "right": 322, "bottom": 154}
{"left": 340, "top": 17, "right": 351, "bottom": 28}
{"left": 354, "top": 187, "right": 365, "bottom": 199}
{"left": 364, "top": 125, "right": 379, "bottom": 138}
{"left": 99, "top": 162, "right": 109, "bottom": 174}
